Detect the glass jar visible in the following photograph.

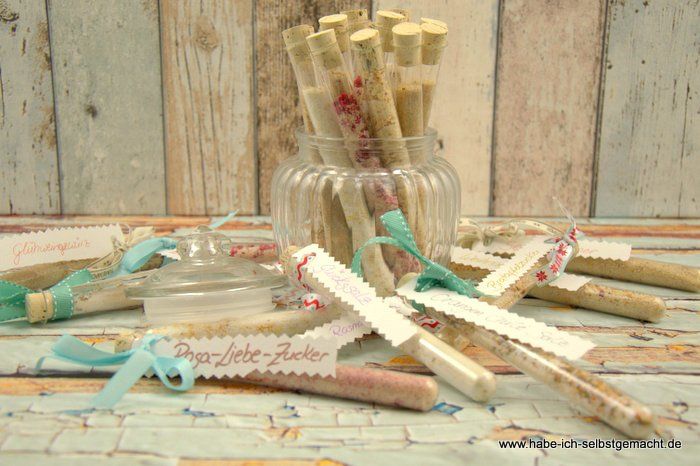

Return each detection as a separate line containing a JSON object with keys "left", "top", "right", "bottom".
{"left": 271, "top": 128, "right": 460, "bottom": 296}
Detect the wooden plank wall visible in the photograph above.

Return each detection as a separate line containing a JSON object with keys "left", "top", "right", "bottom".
{"left": 47, "top": 0, "right": 166, "bottom": 214}
{"left": 492, "top": 0, "right": 605, "bottom": 217}
{"left": 373, "top": 0, "right": 499, "bottom": 216}
{"left": 595, "top": 0, "right": 700, "bottom": 217}
{"left": 160, "top": 0, "right": 255, "bottom": 215}
{"left": 0, "top": 0, "right": 60, "bottom": 214}
{"left": 0, "top": 0, "right": 697, "bottom": 218}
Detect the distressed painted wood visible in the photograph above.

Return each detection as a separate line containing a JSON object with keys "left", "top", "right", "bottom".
{"left": 373, "top": 1, "right": 498, "bottom": 216}
{"left": 161, "top": 0, "right": 256, "bottom": 215}
{"left": 0, "top": 216, "right": 698, "bottom": 463}
{"left": 595, "top": 0, "right": 700, "bottom": 217}
{"left": 0, "top": 0, "right": 60, "bottom": 214}
{"left": 492, "top": 0, "right": 606, "bottom": 217}
{"left": 47, "top": 0, "right": 165, "bottom": 214}
{"left": 254, "top": 0, "right": 370, "bottom": 215}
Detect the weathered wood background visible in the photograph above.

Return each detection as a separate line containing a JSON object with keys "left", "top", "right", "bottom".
{"left": 0, "top": 0, "right": 698, "bottom": 217}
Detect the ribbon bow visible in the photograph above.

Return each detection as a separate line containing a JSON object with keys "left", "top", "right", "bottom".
{"left": 533, "top": 220, "right": 581, "bottom": 286}
{"left": 35, "top": 334, "right": 194, "bottom": 409}
{"left": 0, "top": 269, "right": 94, "bottom": 322}
{"left": 351, "top": 210, "right": 482, "bottom": 297}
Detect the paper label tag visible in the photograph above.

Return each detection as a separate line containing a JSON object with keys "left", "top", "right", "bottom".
{"left": 472, "top": 235, "right": 632, "bottom": 262}
{"left": 547, "top": 273, "right": 591, "bottom": 292}
{"left": 292, "top": 245, "right": 417, "bottom": 347}
{"left": 153, "top": 335, "right": 336, "bottom": 378}
{"left": 397, "top": 278, "right": 594, "bottom": 360}
{"left": 577, "top": 239, "right": 631, "bottom": 261}
{"left": 476, "top": 237, "right": 552, "bottom": 296}
{"left": 451, "top": 247, "right": 591, "bottom": 292}
{"left": 303, "top": 312, "right": 372, "bottom": 349}
{"left": 0, "top": 225, "right": 123, "bottom": 272}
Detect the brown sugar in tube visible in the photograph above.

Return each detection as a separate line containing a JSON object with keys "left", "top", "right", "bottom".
{"left": 421, "top": 22, "right": 447, "bottom": 130}
{"left": 283, "top": 25, "right": 347, "bottom": 252}
{"left": 350, "top": 27, "right": 420, "bottom": 278}
{"left": 433, "top": 254, "right": 657, "bottom": 438}
{"left": 304, "top": 28, "right": 395, "bottom": 295}
{"left": 567, "top": 256, "right": 700, "bottom": 293}
{"left": 429, "top": 309, "right": 656, "bottom": 438}
{"left": 450, "top": 262, "right": 666, "bottom": 322}
{"left": 239, "top": 364, "right": 438, "bottom": 411}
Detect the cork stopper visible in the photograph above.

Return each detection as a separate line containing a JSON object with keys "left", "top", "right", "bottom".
{"left": 307, "top": 29, "right": 344, "bottom": 69}
{"left": 376, "top": 10, "right": 406, "bottom": 53}
{"left": 25, "top": 291, "right": 54, "bottom": 323}
{"left": 421, "top": 23, "right": 448, "bottom": 65}
{"left": 389, "top": 8, "right": 411, "bottom": 20}
{"left": 283, "top": 24, "right": 315, "bottom": 60}
{"left": 392, "top": 22, "right": 422, "bottom": 66}
{"left": 342, "top": 8, "right": 370, "bottom": 33}
{"left": 319, "top": 14, "right": 350, "bottom": 53}
{"left": 421, "top": 17, "right": 447, "bottom": 29}
{"left": 350, "top": 28, "right": 384, "bottom": 71}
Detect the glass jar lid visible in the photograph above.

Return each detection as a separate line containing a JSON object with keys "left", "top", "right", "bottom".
{"left": 127, "top": 226, "right": 287, "bottom": 298}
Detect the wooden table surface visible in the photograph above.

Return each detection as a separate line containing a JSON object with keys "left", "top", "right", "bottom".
{"left": 0, "top": 216, "right": 698, "bottom": 465}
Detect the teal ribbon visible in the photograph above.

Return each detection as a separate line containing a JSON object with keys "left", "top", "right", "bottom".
{"left": 35, "top": 334, "right": 194, "bottom": 409}
{"left": 108, "top": 237, "right": 176, "bottom": 278}
{"left": 351, "top": 210, "right": 483, "bottom": 297}
{"left": 0, "top": 269, "right": 94, "bottom": 322}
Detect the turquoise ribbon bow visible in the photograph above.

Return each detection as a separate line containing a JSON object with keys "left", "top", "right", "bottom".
{"left": 109, "top": 237, "right": 177, "bottom": 278}
{"left": 0, "top": 269, "right": 94, "bottom": 322}
{"left": 35, "top": 334, "right": 194, "bottom": 409}
{"left": 351, "top": 210, "right": 483, "bottom": 297}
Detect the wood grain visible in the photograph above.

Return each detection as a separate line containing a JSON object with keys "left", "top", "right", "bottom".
{"left": 595, "top": 0, "right": 700, "bottom": 217}
{"left": 47, "top": 0, "right": 165, "bottom": 214}
{"left": 492, "top": 0, "right": 606, "bottom": 217}
{"left": 254, "top": 0, "right": 370, "bottom": 215}
{"left": 161, "top": 0, "right": 256, "bottom": 215}
{"left": 373, "top": 0, "right": 498, "bottom": 216}
{"left": 0, "top": 0, "right": 60, "bottom": 214}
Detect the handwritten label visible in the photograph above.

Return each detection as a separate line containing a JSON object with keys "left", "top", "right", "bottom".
{"left": 451, "top": 247, "right": 591, "bottom": 292}
{"left": 473, "top": 235, "right": 632, "bottom": 262}
{"left": 292, "top": 245, "right": 417, "bottom": 346}
{"left": 0, "top": 225, "right": 123, "bottom": 272}
{"left": 577, "top": 239, "right": 631, "bottom": 261}
{"left": 397, "top": 278, "right": 594, "bottom": 360}
{"left": 476, "top": 237, "right": 552, "bottom": 296}
{"left": 304, "top": 313, "right": 372, "bottom": 349}
{"left": 153, "top": 335, "right": 336, "bottom": 378}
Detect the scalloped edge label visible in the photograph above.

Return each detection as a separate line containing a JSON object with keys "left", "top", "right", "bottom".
{"left": 451, "top": 247, "right": 591, "bottom": 292}
{"left": 396, "top": 277, "right": 595, "bottom": 360}
{"left": 476, "top": 237, "right": 552, "bottom": 296}
{"left": 472, "top": 235, "right": 632, "bottom": 262}
{"left": 152, "top": 335, "right": 337, "bottom": 378}
{"left": 291, "top": 245, "right": 417, "bottom": 347}
{"left": 0, "top": 224, "right": 123, "bottom": 272}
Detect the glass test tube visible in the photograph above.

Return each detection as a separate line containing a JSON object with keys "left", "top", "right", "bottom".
{"left": 318, "top": 14, "right": 353, "bottom": 78}
{"left": 375, "top": 10, "right": 406, "bottom": 98}
{"left": 421, "top": 22, "right": 447, "bottom": 130}
{"left": 392, "top": 22, "right": 424, "bottom": 137}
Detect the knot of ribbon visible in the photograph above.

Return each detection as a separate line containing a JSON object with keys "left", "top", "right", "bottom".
{"left": 0, "top": 269, "right": 94, "bottom": 322}
{"left": 108, "top": 237, "right": 177, "bottom": 278}
{"left": 457, "top": 219, "right": 525, "bottom": 248}
{"left": 87, "top": 226, "right": 157, "bottom": 280}
{"left": 533, "top": 221, "right": 582, "bottom": 286}
{"left": 351, "top": 210, "right": 482, "bottom": 297}
{"left": 35, "top": 334, "right": 194, "bottom": 409}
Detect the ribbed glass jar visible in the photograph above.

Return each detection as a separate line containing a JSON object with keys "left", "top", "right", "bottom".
{"left": 271, "top": 128, "right": 460, "bottom": 296}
